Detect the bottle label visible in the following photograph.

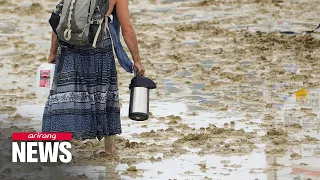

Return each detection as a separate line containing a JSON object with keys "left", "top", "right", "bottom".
{"left": 40, "top": 70, "right": 51, "bottom": 88}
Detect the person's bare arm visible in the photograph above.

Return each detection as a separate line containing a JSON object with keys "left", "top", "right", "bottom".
{"left": 116, "top": 0, "right": 145, "bottom": 76}
{"left": 48, "top": 31, "right": 58, "bottom": 63}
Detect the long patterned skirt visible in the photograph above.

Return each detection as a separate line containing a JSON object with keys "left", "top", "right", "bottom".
{"left": 42, "top": 43, "right": 121, "bottom": 141}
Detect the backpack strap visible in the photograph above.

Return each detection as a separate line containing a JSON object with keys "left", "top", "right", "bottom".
{"left": 64, "top": 0, "right": 76, "bottom": 41}
{"left": 92, "top": 18, "right": 104, "bottom": 48}
{"left": 93, "top": 0, "right": 110, "bottom": 48}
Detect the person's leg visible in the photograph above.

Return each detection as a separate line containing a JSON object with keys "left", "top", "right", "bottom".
{"left": 104, "top": 135, "right": 117, "bottom": 155}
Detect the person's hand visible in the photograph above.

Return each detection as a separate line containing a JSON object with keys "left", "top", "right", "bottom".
{"left": 134, "top": 63, "right": 145, "bottom": 76}
{"left": 47, "top": 54, "right": 57, "bottom": 64}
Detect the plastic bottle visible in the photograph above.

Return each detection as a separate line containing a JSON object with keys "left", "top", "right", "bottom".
{"left": 36, "top": 63, "right": 56, "bottom": 98}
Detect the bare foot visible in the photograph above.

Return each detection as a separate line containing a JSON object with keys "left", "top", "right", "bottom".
{"left": 104, "top": 135, "right": 117, "bottom": 155}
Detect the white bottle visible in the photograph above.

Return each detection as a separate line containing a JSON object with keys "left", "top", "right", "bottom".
{"left": 36, "top": 63, "right": 56, "bottom": 98}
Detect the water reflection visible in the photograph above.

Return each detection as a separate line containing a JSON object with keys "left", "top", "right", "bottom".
{"left": 266, "top": 144, "right": 320, "bottom": 180}
{"left": 60, "top": 163, "right": 121, "bottom": 179}
{"left": 263, "top": 88, "right": 320, "bottom": 180}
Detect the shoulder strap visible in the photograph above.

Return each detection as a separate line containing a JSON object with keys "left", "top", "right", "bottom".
{"left": 92, "top": 0, "right": 109, "bottom": 48}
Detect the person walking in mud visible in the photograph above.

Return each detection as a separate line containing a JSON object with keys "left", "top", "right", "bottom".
{"left": 43, "top": 0, "right": 145, "bottom": 157}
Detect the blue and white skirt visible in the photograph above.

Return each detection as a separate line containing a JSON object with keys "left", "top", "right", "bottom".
{"left": 42, "top": 40, "right": 121, "bottom": 141}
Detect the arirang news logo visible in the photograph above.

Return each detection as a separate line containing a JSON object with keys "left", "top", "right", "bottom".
{"left": 12, "top": 132, "right": 72, "bottom": 163}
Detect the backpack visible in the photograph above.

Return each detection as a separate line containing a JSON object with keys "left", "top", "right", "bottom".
{"left": 56, "top": 0, "right": 109, "bottom": 48}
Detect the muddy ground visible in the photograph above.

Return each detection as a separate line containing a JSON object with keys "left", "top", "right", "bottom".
{"left": 0, "top": 0, "right": 320, "bottom": 179}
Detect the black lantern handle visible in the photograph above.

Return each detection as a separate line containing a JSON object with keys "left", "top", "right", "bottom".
{"left": 135, "top": 66, "right": 140, "bottom": 86}
{"left": 134, "top": 65, "right": 140, "bottom": 77}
